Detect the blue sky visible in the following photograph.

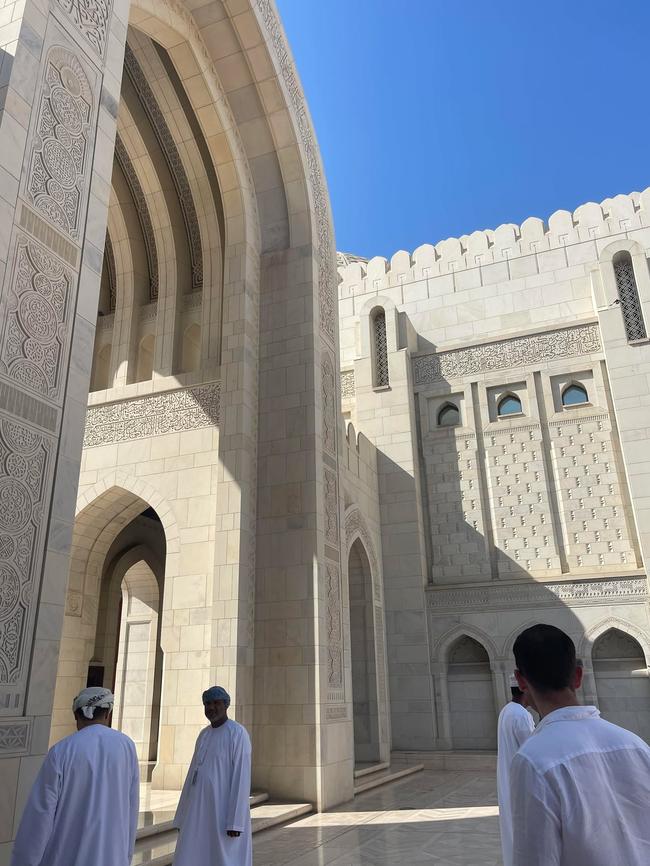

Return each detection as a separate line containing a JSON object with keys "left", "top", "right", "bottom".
{"left": 276, "top": 0, "right": 650, "bottom": 259}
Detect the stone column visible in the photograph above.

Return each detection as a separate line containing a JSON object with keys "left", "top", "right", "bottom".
{"left": 0, "top": 1, "right": 128, "bottom": 859}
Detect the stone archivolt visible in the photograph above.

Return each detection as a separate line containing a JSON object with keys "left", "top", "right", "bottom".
{"left": 321, "top": 352, "right": 336, "bottom": 455}
{"left": 255, "top": 0, "right": 336, "bottom": 345}
{"left": 83, "top": 383, "right": 221, "bottom": 447}
{"left": 124, "top": 44, "right": 203, "bottom": 292}
{"left": 413, "top": 323, "right": 602, "bottom": 386}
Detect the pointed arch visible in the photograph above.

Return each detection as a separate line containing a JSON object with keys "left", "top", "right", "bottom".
{"left": 580, "top": 617, "right": 650, "bottom": 667}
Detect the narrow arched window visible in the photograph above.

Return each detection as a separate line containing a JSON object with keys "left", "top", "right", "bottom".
{"left": 497, "top": 394, "right": 522, "bottom": 417}
{"left": 562, "top": 383, "right": 588, "bottom": 406}
{"left": 372, "top": 308, "right": 389, "bottom": 387}
{"left": 438, "top": 403, "right": 460, "bottom": 427}
{"left": 614, "top": 253, "right": 647, "bottom": 342}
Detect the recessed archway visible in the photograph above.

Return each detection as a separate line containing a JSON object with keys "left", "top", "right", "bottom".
{"left": 593, "top": 628, "right": 650, "bottom": 742}
{"left": 348, "top": 539, "right": 380, "bottom": 765}
{"left": 446, "top": 635, "right": 497, "bottom": 750}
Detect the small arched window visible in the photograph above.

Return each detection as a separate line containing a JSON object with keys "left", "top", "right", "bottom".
{"left": 497, "top": 394, "right": 522, "bottom": 417}
{"left": 614, "top": 252, "right": 647, "bottom": 342}
{"left": 562, "top": 383, "right": 588, "bottom": 407}
{"left": 438, "top": 403, "right": 460, "bottom": 427}
{"left": 372, "top": 308, "right": 389, "bottom": 387}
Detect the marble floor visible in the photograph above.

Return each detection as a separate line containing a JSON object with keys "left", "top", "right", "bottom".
{"left": 253, "top": 769, "right": 503, "bottom": 866}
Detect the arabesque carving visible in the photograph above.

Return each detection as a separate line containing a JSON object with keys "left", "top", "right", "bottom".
{"left": 55, "top": 0, "right": 111, "bottom": 57}
{"left": 413, "top": 324, "right": 601, "bottom": 385}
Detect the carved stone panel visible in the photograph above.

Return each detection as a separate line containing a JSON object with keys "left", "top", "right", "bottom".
{"left": 412, "top": 324, "right": 602, "bottom": 386}
{"left": 83, "top": 383, "right": 221, "bottom": 447}
{"left": 0, "top": 235, "right": 74, "bottom": 404}
{"left": 324, "top": 469, "right": 339, "bottom": 546}
{"left": 321, "top": 351, "right": 336, "bottom": 455}
{"left": 340, "top": 370, "right": 355, "bottom": 399}
{"left": 326, "top": 562, "right": 343, "bottom": 691}
{"left": 0, "top": 416, "right": 54, "bottom": 714}
{"left": 26, "top": 45, "right": 95, "bottom": 242}
{"left": 54, "top": 0, "right": 111, "bottom": 58}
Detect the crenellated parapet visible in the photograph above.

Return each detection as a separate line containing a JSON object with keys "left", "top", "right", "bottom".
{"left": 338, "top": 189, "right": 649, "bottom": 293}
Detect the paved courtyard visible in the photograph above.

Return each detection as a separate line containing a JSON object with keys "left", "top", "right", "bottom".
{"left": 253, "top": 770, "right": 503, "bottom": 866}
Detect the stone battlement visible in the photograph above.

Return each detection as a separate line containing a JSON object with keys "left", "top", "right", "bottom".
{"left": 338, "top": 189, "right": 650, "bottom": 293}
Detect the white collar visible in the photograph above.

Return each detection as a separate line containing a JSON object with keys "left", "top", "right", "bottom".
{"left": 536, "top": 705, "right": 600, "bottom": 733}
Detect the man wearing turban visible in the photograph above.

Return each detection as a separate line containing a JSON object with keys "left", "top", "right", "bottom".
{"left": 11, "top": 687, "right": 139, "bottom": 866}
{"left": 173, "top": 686, "right": 252, "bottom": 866}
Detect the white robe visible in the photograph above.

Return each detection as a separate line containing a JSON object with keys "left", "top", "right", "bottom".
{"left": 496, "top": 701, "right": 534, "bottom": 866}
{"left": 11, "top": 725, "right": 139, "bottom": 866}
{"left": 510, "top": 705, "right": 650, "bottom": 866}
{"left": 173, "top": 719, "right": 252, "bottom": 866}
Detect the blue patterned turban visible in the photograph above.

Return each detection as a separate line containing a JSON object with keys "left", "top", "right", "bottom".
{"left": 202, "top": 686, "right": 231, "bottom": 707}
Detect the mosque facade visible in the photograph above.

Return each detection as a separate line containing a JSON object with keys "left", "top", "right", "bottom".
{"left": 0, "top": 0, "right": 650, "bottom": 859}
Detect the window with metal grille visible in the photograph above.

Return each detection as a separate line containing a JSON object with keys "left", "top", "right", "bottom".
{"left": 614, "top": 254, "right": 647, "bottom": 342}
{"left": 373, "top": 309, "right": 389, "bottom": 387}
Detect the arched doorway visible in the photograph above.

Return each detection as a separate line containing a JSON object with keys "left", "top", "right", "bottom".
{"left": 593, "top": 628, "right": 650, "bottom": 742}
{"left": 447, "top": 635, "right": 497, "bottom": 750}
{"left": 52, "top": 488, "right": 166, "bottom": 779}
{"left": 348, "top": 539, "right": 380, "bottom": 765}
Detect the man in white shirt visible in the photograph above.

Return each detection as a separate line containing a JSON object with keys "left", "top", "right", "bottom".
{"left": 511, "top": 623, "right": 650, "bottom": 866}
{"left": 11, "top": 687, "right": 139, "bottom": 866}
{"left": 497, "top": 675, "right": 534, "bottom": 866}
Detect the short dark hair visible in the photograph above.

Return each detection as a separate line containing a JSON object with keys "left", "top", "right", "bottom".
{"left": 513, "top": 624, "right": 577, "bottom": 692}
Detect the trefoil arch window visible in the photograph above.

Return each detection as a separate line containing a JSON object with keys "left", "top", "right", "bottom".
{"left": 438, "top": 403, "right": 460, "bottom": 427}
{"left": 372, "top": 308, "right": 389, "bottom": 387}
{"left": 497, "top": 394, "right": 522, "bottom": 417}
{"left": 562, "top": 383, "right": 588, "bottom": 407}
{"left": 614, "top": 252, "right": 647, "bottom": 343}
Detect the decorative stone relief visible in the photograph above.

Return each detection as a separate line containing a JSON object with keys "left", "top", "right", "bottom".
{"left": 0, "top": 719, "right": 31, "bottom": 754}
{"left": 326, "top": 562, "right": 343, "bottom": 690}
{"left": 114, "top": 135, "right": 159, "bottom": 301}
{"left": 374, "top": 604, "right": 388, "bottom": 745}
{"left": 427, "top": 577, "right": 648, "bottom": 612}
{"left": 28, "top": 47, "right": 94, "bottom": 242}
{"left": 55, "top": 0, "right": 111, "bottom": 57}
{"left": 124, "top": 45, "right": 203, "bottom": 291}
{"left": 83, "top": 383, "right": 221, "bottom": 447}
{"left": 340, "top": 370, "right": 355, "bottom": 399}
{"left": 0, "top": 417, "right": 53, "bottom": 703}
{"left": 65, "top": 590, "right": 82, "bottom": 617}
{"left": 345, "top": 508, "right": 380, "bottom": 596}
{"left": 324, "top": 469, "right": 339, "bottom": 546}
{"left": 325, "top": 705, "right": 348, "bottom": 721}
{"left": 255, "top": 0, "right": 337, "bottom": 345}
{"left": 321, "top": 351, "right": 336, "bottom": 455}
{"left": 412, "top": 324, "right": 602, "bottom": 386}
{"left": 0, "top": 236, "right": 74, "bottom": 404}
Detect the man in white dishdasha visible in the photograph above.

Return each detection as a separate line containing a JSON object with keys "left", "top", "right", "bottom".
{"left": 11, "top": 687, "right": 139, "bottom": 866}
{"left": 511, "top": 624, "right": 650, "bottom": 866}
{"left": 497, "top": 674, "right": 534, "bottom": 866}
{"left": 173, "top": 686, "right": 252, "bottom": 866}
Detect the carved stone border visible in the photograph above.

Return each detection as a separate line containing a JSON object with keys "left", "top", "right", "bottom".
{"left": 426, "top": 576, "right": 648, "bottom": 612}
{"left": 83, "top": 382, "right": 221, "bottom": 447}
{"left": 0, "top": 718, "right": 32, "bottom": 756}
{"left": 413, "top": 323, "right": 602, "bottom": 386}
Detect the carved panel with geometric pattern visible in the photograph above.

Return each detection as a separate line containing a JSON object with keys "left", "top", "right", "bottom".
{"left": 0, "top": 234, "right": 73, "bottom": 404}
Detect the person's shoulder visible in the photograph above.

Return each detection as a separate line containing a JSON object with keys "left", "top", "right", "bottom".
{"left": 595, "top": 717, "right": 650, "bottom": 752}
{"left": 99, "top": 726, "right": 138, "bottom": 754}
{"left": 227, "top": 719, "right": 251, "bottom": 739}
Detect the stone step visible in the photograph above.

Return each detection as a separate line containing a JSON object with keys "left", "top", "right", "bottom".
{"left": 391, "top": 749, "right": 498, "bottom": 772}
{"left": 353, "top": 762, "right": 424, "bottom": 796}
{"left": 136, "top": 792, "right": 269, "bottom": 841}
{"left": 132, "top": 798, "right": 311, "bottom": 866}
{"left": 354, "top": 761, "right": 390, "bottom": 779}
